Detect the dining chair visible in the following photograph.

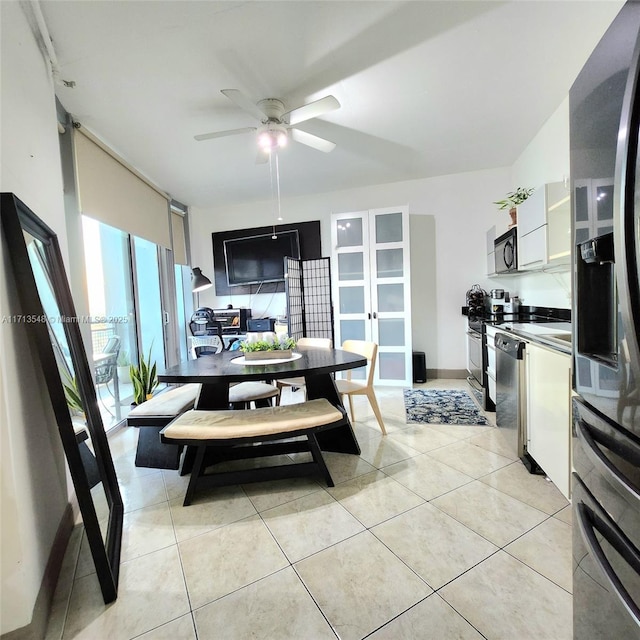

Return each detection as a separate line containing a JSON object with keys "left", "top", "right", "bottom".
{"left": 335, "top": 339, "right": 386, "bottom": 435}
{"left": 274, "top": 337, "right": 332, "bottom": 405}
{"left": 94, "top": 336, "right": 121, "bottom": 417}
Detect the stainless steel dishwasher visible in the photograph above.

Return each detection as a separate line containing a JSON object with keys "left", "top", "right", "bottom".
{"left": 495, "top": 333, "right": 542, "bottom": 473}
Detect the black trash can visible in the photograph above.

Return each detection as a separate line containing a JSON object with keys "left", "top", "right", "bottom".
{"left": 412, "top": 351, "right": 427, "bottom": 383}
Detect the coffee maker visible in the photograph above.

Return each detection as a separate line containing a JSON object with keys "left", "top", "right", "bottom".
{"left": 490, "top": 289, "right": 506, "bottom": 317}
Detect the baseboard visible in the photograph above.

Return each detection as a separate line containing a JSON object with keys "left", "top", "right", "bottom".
{"left": 1, "top": 503, "right": 74, "bottom": 640}
{"left": 426, "top": 369, "right": 468, "bottom": 380}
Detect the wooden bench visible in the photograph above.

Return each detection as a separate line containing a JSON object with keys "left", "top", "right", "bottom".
{"left": 127, "top": 384, "right": 201, "bottom": 469}
{"left": 160, "top": 399, "right": 347, "bottom": 505}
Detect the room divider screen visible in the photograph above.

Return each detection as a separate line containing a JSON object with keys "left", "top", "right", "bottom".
{"left": 285, "top": 257, "right": 334, "bottom": 344}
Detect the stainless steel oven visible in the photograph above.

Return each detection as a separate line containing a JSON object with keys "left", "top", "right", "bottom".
{"left": 466, "top": 328, "right": 483, "bottom": 392}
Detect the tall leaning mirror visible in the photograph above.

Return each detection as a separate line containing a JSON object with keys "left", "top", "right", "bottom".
{"left": 1, "top": 192, "right": 123, "bottom": 603}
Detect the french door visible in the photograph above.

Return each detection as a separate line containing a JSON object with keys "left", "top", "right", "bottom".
{"left": 331, "top": 206, "right": 412, "bottom": 386}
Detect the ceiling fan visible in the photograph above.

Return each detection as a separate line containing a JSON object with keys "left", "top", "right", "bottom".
{"left": 194, "top": 89, "right": 340, "bottom": 156}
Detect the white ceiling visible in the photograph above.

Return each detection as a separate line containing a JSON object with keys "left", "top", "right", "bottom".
{"left": 41, "top": 1, "right": 623, "bottom": 209}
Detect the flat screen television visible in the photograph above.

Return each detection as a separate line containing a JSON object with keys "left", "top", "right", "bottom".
{"left": 223, "top": 230, "right": 300, "bottom": 286}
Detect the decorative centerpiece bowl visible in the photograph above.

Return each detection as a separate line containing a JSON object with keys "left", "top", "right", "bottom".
{"left": 244, "top": 349, "right": 292, "bottom": 361}
{"left": 240, "top": 336, "right": 296, "bottom": 361}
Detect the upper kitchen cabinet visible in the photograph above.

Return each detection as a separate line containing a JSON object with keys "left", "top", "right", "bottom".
{"left": 517, "top": 182, "right": 571, "bottom": 271}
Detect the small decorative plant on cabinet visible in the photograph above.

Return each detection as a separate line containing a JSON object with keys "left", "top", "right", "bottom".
{"left": 493, "top": 187, "right": 534, "bottom": 227}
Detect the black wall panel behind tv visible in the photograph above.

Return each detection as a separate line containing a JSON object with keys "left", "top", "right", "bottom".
{"left": 212, "top": 221, "right": 321, "bottom": 296}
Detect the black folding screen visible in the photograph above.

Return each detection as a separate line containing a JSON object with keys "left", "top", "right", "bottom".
{"left": 285, "top": 257, "right": 334, "bottom": 344}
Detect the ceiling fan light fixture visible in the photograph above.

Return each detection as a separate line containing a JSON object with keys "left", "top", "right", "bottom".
{"left": 258, "top": 124, "right": 288, "bottom": 150}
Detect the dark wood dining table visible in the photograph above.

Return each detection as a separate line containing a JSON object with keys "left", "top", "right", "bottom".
{"left": 158, "top": 346, "right": 366, "bottom": 454}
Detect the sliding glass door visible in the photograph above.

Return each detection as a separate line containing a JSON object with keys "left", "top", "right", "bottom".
{"left": 132, "top": 236, "right": 165, "bottom": 369}
{"left": 82, "top": 216, "right": 186, "bottom": 428}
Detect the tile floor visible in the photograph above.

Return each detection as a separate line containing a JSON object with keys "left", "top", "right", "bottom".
{"left": 46, "top": 379, "right": 572, "bottom": 640}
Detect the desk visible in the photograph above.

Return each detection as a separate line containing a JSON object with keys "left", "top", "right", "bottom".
{"left": 158, "top": 346, "right": 366, "bottom": 454}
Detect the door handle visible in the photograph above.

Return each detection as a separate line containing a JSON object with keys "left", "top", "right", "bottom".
{"left": 367, "top": 312, "right": 371, "bottom": 320}
{"left": 163, "top": 311, "right": 170, "bottom": 325}
{"left": 372, "top": 312, "right": 377, "bottom": 319}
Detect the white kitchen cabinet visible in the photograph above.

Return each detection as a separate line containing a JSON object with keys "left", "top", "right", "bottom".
{"left": 517, "top": 182, "right": 571, "bottom": 271}
{"left": 525, "top": 342, "right": 572, "bottom": 498}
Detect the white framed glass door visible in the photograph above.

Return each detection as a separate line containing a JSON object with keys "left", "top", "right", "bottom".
{"left": 331, "top": 206, "right": 412, "bottom": 386}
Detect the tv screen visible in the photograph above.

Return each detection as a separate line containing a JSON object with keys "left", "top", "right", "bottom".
{"left": 223, "top": 230, "right": 300, "bottom": 286}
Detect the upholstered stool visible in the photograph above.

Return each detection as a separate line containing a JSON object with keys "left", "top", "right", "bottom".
{"left": 228, "top": 381, "right": 280, "bottom": 409}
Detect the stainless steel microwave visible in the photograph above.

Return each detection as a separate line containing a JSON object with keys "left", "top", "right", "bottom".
{"left": 494, "top": 228, "right": 518, "bottom": 273}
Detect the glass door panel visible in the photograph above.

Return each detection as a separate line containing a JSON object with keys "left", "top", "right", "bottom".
{"left": 82, "top": 216, "right": 137, "bottom": 427}
{"left": 377, "top": 283, "right": 405, "bottom": 312}
{"left": 336, "top": 217, "right": 363, "bottom": 247}
{"left": 378, "top": 352, "right": 407, "bottom": 380}
{"left": 375, "top": 212, "right": 403, "bottom": 243}
{"left": 174, "top": 264, "right": 189, "bottom": 363}
{"left": 337, "top": 252, "right": 365, "bottom": 280}
{"left": 340, "top": 319, "right": 366, "bottom": 342}
{"left": 376, "top": 249, "right": 404, "bottom": 278}
{"left": 378, "top": 318, "right": 405, "bottom": 347}
{"left": 339, "top": 286, "right": 365, "bottom": 314}
{"left": 133, "top": 236, "right": 165, "bottom": 370}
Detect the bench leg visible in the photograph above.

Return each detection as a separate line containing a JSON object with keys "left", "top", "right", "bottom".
{"left": 307, "top": 432, "right": 335, "bottom": 487}
{"left": 183, "top": 445, "right": 207, "bottom": 506}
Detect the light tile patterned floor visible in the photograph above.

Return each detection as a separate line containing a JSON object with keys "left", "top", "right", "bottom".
{"left": 46, "top": 380, "right": 572, "bottom": 640}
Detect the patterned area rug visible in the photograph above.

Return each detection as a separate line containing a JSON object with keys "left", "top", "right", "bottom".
{"left": 403, "top": 389, "right": 490, "bottom": 425}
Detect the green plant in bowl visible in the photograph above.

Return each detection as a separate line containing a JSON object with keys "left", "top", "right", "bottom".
{"left": 240, "top": 337, "right": 297, "bottom": 359}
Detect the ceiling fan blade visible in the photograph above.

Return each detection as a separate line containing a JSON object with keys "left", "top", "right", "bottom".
{"left": 221, "top": 89, "right": 267, "bottom": 121}
{"left": 283, "top": 95, "right": 340, "bottom": 125}
{"left": 194, "top": 126, "right": 256, "bottom": 142}
{"left": 290, "top": 128, "right": 336, "bottom": 153}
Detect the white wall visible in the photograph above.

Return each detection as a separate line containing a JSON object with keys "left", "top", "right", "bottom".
{"left": 484, "top": 98, "right": 573, "bottom": 309}
{"left": 190, "top": 166, "right": 511, "bottom": 371}
{"left": 0, "top": 3, "right": 70, "bottom": 634}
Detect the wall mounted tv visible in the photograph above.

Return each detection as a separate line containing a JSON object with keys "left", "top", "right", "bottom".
{"left": 223, "top": 230, "right": 300, "bottom": 286}
{"left": 212, "top": 221, "right": 321, "bottom": 296}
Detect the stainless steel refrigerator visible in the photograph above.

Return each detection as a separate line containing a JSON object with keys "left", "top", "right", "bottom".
{"left": 570, "top": 2, "right": 640, "bottom": 637}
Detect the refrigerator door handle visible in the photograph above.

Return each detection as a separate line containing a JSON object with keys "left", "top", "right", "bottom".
{"left": 575, "top": 417, "right": 640, "bottom": 505}
{"left": 575, "top": 494, "right": 640, "bottom": 626}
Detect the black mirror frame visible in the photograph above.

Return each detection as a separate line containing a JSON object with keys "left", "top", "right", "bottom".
{"left": 1, "top": 193, "right": 123, "bottom": 603}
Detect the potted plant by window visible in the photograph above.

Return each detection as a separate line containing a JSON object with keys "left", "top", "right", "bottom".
{"left": 493, "top": 187, "right": 534, "bottom": 227}
{"left": 116, "top": 350, "right": 131, "bottom": 383}
{"left": 240, "top": 336, "right": 297, "bottom": 360}
{"left": 62, "top": 371, "right": 84, "bottom": 418}
{"left": 129, "top": 347, "right": 159, "bottom": 405}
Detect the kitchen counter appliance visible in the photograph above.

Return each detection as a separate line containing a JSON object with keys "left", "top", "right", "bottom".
{"left": 570, "top": 3, "right": 640, "bottom": 637}
{"left": 495, "top": 333, "right": 541, "bottom": 473}
{"left": 494, "top": 228, "right": 518, "bottom": 273}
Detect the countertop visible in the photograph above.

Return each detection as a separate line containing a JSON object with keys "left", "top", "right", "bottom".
{"left": 490, "top": 321, "right": 572, "bottom": 355}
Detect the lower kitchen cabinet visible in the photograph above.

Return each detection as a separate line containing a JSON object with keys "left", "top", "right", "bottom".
{"left": 525, "top": 342, "right": 572, "bottom": 499}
